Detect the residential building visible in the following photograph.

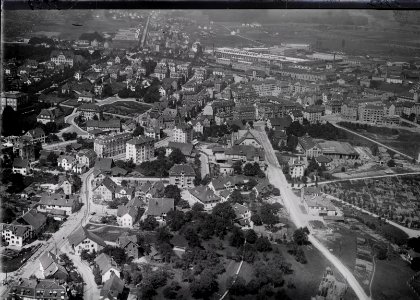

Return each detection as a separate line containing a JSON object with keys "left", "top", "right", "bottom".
{"left": 76, "top": 149, "right": 97, "bottom": 168}
{"left": 94, "top": 132, "right": 132, "bottom": 158}
{"left": 117, "top": 233, "right": 140, "bottom": 259}
{"left": 78, "top": 103, "right": 102, "bottom": 120}
{"left": 37, "top": 194, "right": 79, "bottom": 218}
{"left": 231, "top": 129, "right": 263, "bottom": 149}
{"left": 146, "top": 198, "right": 175, "bottom": 221}
{"left": 68, "top": 226, "right": 106, "bottom": 255}
{"left": 233, "top": 105, "right": 256, "bottom": 122}
{"left": 94, "top": 253, "right": 121, "bottom": 283}
{"left": 359, "top": 104, "right": 385, "bottom": 124}
{"left": 117, "top": 198, "right": 142, "bottom": 228}
{"left": 169, "top": 164, "right": 195, "bottom": 189}
{"left": 232, "top": 203, "right": 253, "bottom": 229}
{"left": 1, "top": 91, "right": 29, "bottom": 113}
{"left": 125, "top": 136, "right": 155, "bottom": 164}
{"left": 87, "top": 119, "right": 122, "bottom": 133}
{"left": 93, "top": 176, "right": 119, "bottom": 202}
{"left": 144, "top": 126, "right": 161, "bottom": 140}
{"left": 37, "top": 108, "right": 61, "bottom": 124}
{"left": 39, "top": 251, "right": 68, "bottom": 280}
{"left": 302, "top": 192, "right": 339, "bottom": 217}
{"left": 24, "top": 128, "right": 46, "bottom": 144}
{"left": 100, "top": 275, "right": 125, "bottom": 300}
{"left": 189, "top": 186, "right": 221, "bottom": 211}
{"left": 78, "top": 91, "right": 95, "bottom": 103}
{"left": 13, "top": 137, "right": 35, "bottom": 162}
{"left": 166, "top": 142, "right": 195, "bottom": 162}
{"left": 12, "top": 158, "right": 30, "bottom": 175}
{"left": 341, "top": 102, "right": 358, "bottom": 121}
{"left": 303, "top": 105, "right": 325, "bottom": 124}
{"left": 7, "top": 278, "right": 69, "bottom": 300}
{"left": 266, "top": 116, "right": 293, "bottom": 131}
{"left": 173, "top": 123, "right": 193, "bottom": 143}
{"left": 57, "top": 155, "right": 76, "bottom": 171}
{"left": 251, "top": 79, "right": 289, "bottom": 97}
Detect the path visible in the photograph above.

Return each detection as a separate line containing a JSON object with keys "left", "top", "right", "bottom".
{"left": 254, "top": 128, "right": 370, "bottom": 300}
{"left": 141, "top": 14, "right": 151, "bottom": 48}
{"left": 325, "top": 194, "right": 420, "bottom": 238}
{"left": 332, "top": 123, "right": 415, "bottom": 161}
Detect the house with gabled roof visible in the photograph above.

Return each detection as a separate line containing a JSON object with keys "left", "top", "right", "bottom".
{"left": 76, "top": 149, "right": 97, "bottom": 168}
{"left": 232, "top": 203, "right": 253, "bottom": 229}
{"left": 37, "top": 193, "right": 79, "bottom": 218}
{"left": 169, "top": 164, "right": 195, "bottom": 189}
{"left": 296, "top": 135, "right": 321, "bottom": 158}
{"left": 7, "top": 278, "right": 69, "bottom": 300}
{"left": 12, "top": 158, "right": 30, "bottom": 175}
{"left": 57, "top": 155, "right": 76, "bottom": 171}
{"left": 188, "top": 186, "right": 221, "bottom": 211}
{"left": 117, "top": 232, "right": 140, "bottom": 259}
{"left": 232, "top": 129, "right": 263, "bottom": 149}
{"left": 145, "top": 198, "right": 174, "bottom": 222}
{"left": 117, "top": 198, "right": 142, "bottom": 228}
{"left": 100, "top": 274, "right": 125, "bottom": 300}
{"left": 39, "top": 251, "right": 69, "bottom": 280}
{"left": 24, "top": 128, "right": 46, "bottom": 144}
{"left": 94, "top": 253, "right": 121, "bottom": 283}
{"left": 68, "top": 226, "right": 106, "bottom": 255}
{"left": 93, "top": 176, "right": 119, "bottom": 202}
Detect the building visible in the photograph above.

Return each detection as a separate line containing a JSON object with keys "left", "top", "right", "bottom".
{"left": 232, "top": 203, "right": 253, "bottom": 229}
{"left": 359, "top": 104, "right": 385, "bottom": 124}
{"left": 7, "top": 278, "right": 69, "bottom": 300}
{"left": 341, "top": 102, "right": 358, "bottom": 121}
{"left": 94, "top": 253, "right": 121, "bottom": 283}
{"left": 94, "top": 132, "right": 132, "bottom": 158}
{"left": 173, "top": 123, "right": 193, "bottom": 143}
{"left": 231, "top": 129, "right": 263, "bottom": 148}
{"left": 302, "top": 188, "right": 339, "bottom": 217}
{"left": 78, "top": 103, "right": 102, "bottom": 120}
{"left": 251, "top": 79, "right": 289, "bottom": 97}
{"left": 76, "top": 149, "right": 97, "bottom": 168}
{"left": 166, "top": 142, "right": 195, "bottom": 162}
{"left": 12, "top": 158, "right": 30, "bottom": 175}
{"left": 93, "top": 176, "right": 119, "bottom": 202}
{"left": 266, "top": 116, "right": 293, "bottom": 131}
{"left": 100, "top": 275, "right": 125, "bottom": 300}
{"left": 39, "top": 251, "right": 68, "bottom": 280}
{"left": 57, "top": 155, "right": 76, "bottom": 171}
{"left": 125, "top": 136, "right": 155, "bottom": 164}
{"left": 117, "top": 198, "right": 142, "bottom": 228}
{"left": 189, "top": 186, "right": 221, "bottom": 211}
{"left": 169, "top": 164, "right": 195, "bottom": 189}
{"left": 318, "top": 141, "right": 359, "bottom": 160}
{"left": 1, "top": 91, "right": 29, "bottom": 113}
{"left": 77, "top": 91, "right": 95, "bottom": 103}
{"left": 37, "top": 194, "right": 79, "bottom": 218}
{"left": 296, "top": 136, "right": 321, "bottom": 158}
{"left": 24, "top": 128, "right": 46, "bottom": 144}
{"left": 1, "top": 209, "right": 47, "bottom": 249}
{"left": 86, "top": 119, "right": 121, "bottom": 133}
{"left": 50, "top": 50, "right": 74, "bottom": 67}
{"left": 303, "top": 105, "right": 325, "bottom": 124}
{"left": 37, "top": 108, "right": 61, "bottom": 124}
{"left": 146, "top": 198, "right": 175, "bottom": 221}
{"left": 68, "top": 226, "right": 106, "bottom": 255}
{"left": 117, "top": 233, "right": 140, "bottom": 259}
{"left": 233, "top": 105, "right": 256, "bottom": 122}
{"left": 144, "top": 126, "right": 161, "bottom": 140}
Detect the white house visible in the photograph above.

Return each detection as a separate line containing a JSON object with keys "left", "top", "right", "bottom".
{"left": 12, "top": 158, "right": 30, "bottom": 175}
{"left": 58, "top": 155, "right": 75, "bottom": 171}
{"left": 94, "top": 253, "right": 121, "bottom": 283}
{"left": 68, "top": 226, "right": 106, "bottom": 255}
{"left": 188, "top": 186, "right": 221, "bottom": 211}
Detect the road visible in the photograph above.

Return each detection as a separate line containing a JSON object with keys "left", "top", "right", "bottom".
{"left": 199, "top": 151, "right": 210, "bottom": 178}
{"left": 326, "top": 194, "right": 420, "bottom": 238}
{"left": 42, "top": 139, "right": 77, "bottom": 150}
{"left": 141, "top": 14, "right": 151, "bottom": 47}
{"left": 0, "top": 169, "right": 99, "bottom": 299}
{"left": 331, "top": 123, "right": 415, "bottom": 161}
{"left": 59, "top": 111, "right": 89, "bottom": 137}
{"left": 254, "top": 128, "right": 370, "bottom": 300}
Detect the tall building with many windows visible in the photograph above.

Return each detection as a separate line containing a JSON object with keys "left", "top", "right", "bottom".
{"left": 126, "top": 136, "right": 155, "bottom": 164}
{"left": 1, "top": 91, "right": 29, "bottom": 113}
{"left": 94, "top": 132, "right": 132, "bottom": 158}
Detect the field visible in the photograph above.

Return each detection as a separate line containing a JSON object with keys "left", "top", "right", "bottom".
{"left": 372, "top": 258, "right": 417, "bottom": 300}
{"left": 101, "top": 101, "right": 151, "bottom": 117}
{"left": 84, "top": 224, "right": 137, "bottom": 242}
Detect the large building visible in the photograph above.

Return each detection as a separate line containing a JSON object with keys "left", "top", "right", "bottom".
{"left": 94, "top": 132, "right": 132, "bottom": 158}
{"left": 303, "top": 105, "right": 325, "bottom": 124}
{"left": 50, "top": 50, "right": 74, "bottom": 67}
{"left": 169, "top": 164, "right": 195, "bottom": 189}
{"left": 7, "top": 278, "right": 69, "bottom": 300}
{"left": 1, "top": 91, "right": 29, "bottom": 113}
{"left": 125, "top": 136, "right": 155, "bottom": 164}
{"left": 359, "top": 104, "right": 385, "bottom": 124}
{"left": 251, "top": 79, "right": 289, "bottom": 97}
{"left": 173, "top": 123, "right": 193, "bottom": 144}
{"left": 214, "top": 47, "right": 308, "bottom": 64}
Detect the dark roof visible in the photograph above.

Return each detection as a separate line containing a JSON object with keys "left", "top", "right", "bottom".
{"left": 27, "top": 127, "right": 45, "bottom": 138}
{"left": 94, "top": 158, "right": 113, "bottom": 172}
{"left": 13, "top": 157, "right": 29, "bottom": 168}
{"left": 68, "top": 226, "right": 106, "bottom": 247}
{"left": 126, "top": 136, "right": 154, "bottom": 145}
{"left": 147, "top": 198, "right": 174, "bottom": 216}
{"left": 268, "top": 116, "right": 293, "bottom": 129}
{"left": 167, "top": 142, "right": 194, "bottom": 156}
{"left": 94, "top": 253, "right": 120, "bottom": 275}
{"left": 101, "top": 275, "right": 124, "bottom": 300}
{"left": 298, "top": 136, "right": 317, "bottom": 151}
{"left": 14, "top": 209, "right": 46, "bottom": 231}
{"left": 189, "top": 186, "right": 221, "bottom": 204}
{"left": 168, "top": 164, "right": 195, "bottom": 177}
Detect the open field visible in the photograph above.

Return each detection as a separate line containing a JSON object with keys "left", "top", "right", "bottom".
{"left": 372, "top": 258, "right": 417, "bottom": 300}
{"left": 85, "top": 224, "right": 137, "bottom": 242}
{"left": 101, "top": 101, "right": 151, "bottom": 117}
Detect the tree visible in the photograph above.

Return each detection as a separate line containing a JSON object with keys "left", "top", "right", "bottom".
{"left": 371, "top": 144, "right": 379, "bottom": 156}
{"left": 44, "top": 122, "right": 58, "bottom": 135}
{"left": 190, "top": 269, "right": 219, "bottom": 299}
{"left": 102, "top": 84, "right": 113, "bottom": 97}
{"left": 163, "top": 281, "right": 181, "bottom": 299}
{"left": 255, "top": 236, "right": 272, "bottom": 252}
{"left": 168, "top": 148, "right": 186, "bottom": 164}
{"left": 412, "top": 257, "right": 420, "bottom": 271}
{"left": 166, "top": 210, "right": 186, "bottom": 231}
{"left": 65, "top": 144, "right": 73, "bottom": 153}
{"left": 183, "top": 226, "right": 201, "bottom": 248}
{"left": 387, "top": 159, "right": 396, "bottom": 167}
{"left": 251, "top": 214, "right": 263, "bottom": 226}
{"left": 1, "top": 106, "right": 21, "bottom": 136}
{"left": 133, "top": 125, "right": 144, "bottom": 136}
{"left": 229, "top": 226, "right": 245, "bottom": 248}
{"left": 62, "top": 132, "right": 77, "bottom": 141}
{"left": 245, "top": 229, "right": 258, "bottom": 244}
{"left": 293, "top": 228, "right": 308, "bottom": 245}
{"left": 229, "top": 189, "right": 244, "bottom": 204}
{"left": 93, "top": 265, "right": 102, "bottom": 285}
{"left": 232, "top": 160, "right": 242, "bottom": 174}
{"left": 140, "top": 216, "right": 159, "bottom": 231}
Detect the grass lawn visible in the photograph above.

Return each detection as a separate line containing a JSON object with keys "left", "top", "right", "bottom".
{"left": 237, "top": 261, "right": 254, "bottom": 283}
{"left": 371, "top": 257, "right": 417, "bottom": 300}
{"left": 0, "top": 246, "right": 39, "bottom": 272}
{"left": 217, "top": 259, "right": 241, "bottom": 294}
{"left": 322, "top": 225, "right": 357, "bottom": 271}
{"left": 84, "top": 224, "right": 136, "bottom": 242}
{"left": 279, "top": 243, "right": 356, "bottom": 300}
{"left": 101, "top": 101, "right": 151, "bottom": 117}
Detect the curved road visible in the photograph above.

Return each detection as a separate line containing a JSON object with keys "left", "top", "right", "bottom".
{"left": 255, "top": 129, "right": 369, "bottom": 300}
